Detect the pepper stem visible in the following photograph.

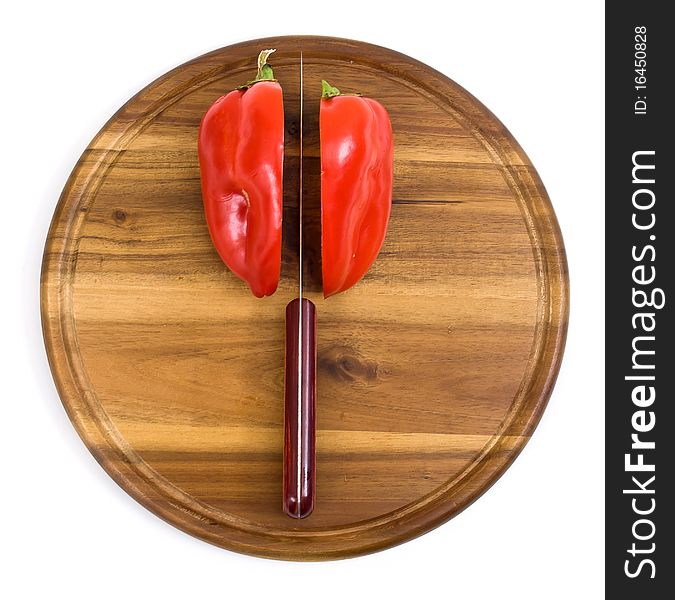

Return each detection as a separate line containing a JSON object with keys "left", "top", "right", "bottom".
{"left": 321, "top": 79, "right": 341, "bottom": 99}
{"left": 237, "top": 49, "right": 276, "bottom": 89}
{"left": 255, "top": 48, "right": 276, "bottom": 81}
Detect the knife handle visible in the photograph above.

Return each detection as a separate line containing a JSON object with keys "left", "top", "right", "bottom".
{"left": 283, "top": 298, "right": 316, "bottom": 519}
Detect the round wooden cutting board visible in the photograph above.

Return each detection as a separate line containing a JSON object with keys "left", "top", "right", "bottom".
{"left": 41, "top": 36, "right": 568, "bottom": 560}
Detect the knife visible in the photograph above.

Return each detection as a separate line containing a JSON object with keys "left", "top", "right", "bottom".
{"left": 283, "top": 52, "right": 316, "bottom": 519}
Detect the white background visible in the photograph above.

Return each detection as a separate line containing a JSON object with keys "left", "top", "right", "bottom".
{"left": 1, "top": 1, "right": 604, "bottom": 598}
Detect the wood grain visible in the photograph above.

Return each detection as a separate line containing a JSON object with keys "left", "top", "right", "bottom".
{"left": 41, "top": 36, "right": 568, "bottom": 560}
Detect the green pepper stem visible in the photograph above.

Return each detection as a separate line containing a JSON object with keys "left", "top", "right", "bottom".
{"left": 321, "top": 79, "right": 341, "bottom": 99}
{"left": 237, "top": 49, "right": 276, "bottom": 90}
{"left": 255, "top": 49, "right": 276, "bottom": 81}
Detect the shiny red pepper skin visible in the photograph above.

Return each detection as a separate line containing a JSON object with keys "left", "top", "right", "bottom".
{"left": 320, "top": 84, "right": 393, "bottom": 297}
{"left": 198, "top": 56, "right": 283, "bottom": 298}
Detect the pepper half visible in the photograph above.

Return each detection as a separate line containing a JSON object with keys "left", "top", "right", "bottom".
{"left": 198, "top": 49, "right": 284, "bottom": 298}
{"left": 319, "top": 80, "right": 394, "bottom": 297}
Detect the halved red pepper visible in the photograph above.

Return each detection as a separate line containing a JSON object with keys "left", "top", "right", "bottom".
{"left": 320, "top": 80, "right": 394, "bottom": 298}
{"left": 198, "top": 50, "right": 284, "bottom": 297}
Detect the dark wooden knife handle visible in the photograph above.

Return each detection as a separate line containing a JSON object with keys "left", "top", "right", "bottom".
{"left": 283, "top": 298, "right": 316, "bottom": 519}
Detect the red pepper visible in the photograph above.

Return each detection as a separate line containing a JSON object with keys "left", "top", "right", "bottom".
{"left": 319, "top": 80, "right": 394, "bottom": 297}
{"left": 198, "top": 50, "right": 284, "bottom": 298}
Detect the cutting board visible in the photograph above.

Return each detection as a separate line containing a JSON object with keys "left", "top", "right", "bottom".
{"left": 41, "top": 36, "right": 568, "bottom": 560}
